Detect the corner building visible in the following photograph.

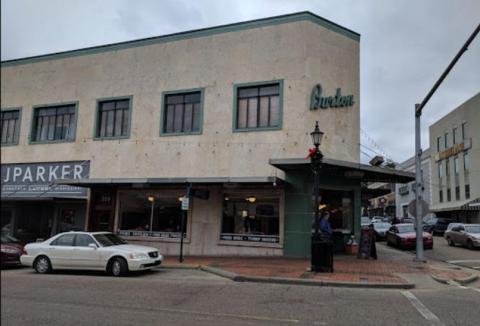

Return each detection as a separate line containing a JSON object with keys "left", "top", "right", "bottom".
{"left": 1, "top": 12, "right": 412, "bottom": 256}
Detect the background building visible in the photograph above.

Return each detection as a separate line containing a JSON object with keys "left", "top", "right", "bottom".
{"left": 429, "top": 93, "right": 480, "bottom": 223}
{"left": 395, "top": 148, "right": 433, "bottom": 220}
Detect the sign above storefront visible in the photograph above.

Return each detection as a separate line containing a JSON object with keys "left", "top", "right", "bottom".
{"left": 434, "top": 138, "right": 471, "bottom": 161}
{"left": 310, "top": 84, "right": 354, "bottom": 110}
{"left": 1, "top": 161, "right": 90, "bottom": 198}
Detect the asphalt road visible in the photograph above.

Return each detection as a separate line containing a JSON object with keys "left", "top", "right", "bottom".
{"left": 424, "top": 236, "right": 480, "bottom": 270}
{"left": 2, "top": 267, "right": 480, "bottom": 326}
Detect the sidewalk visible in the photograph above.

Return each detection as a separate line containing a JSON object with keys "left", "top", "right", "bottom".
{"left": 161, "top": 244, "right": 478, "bottom": 289}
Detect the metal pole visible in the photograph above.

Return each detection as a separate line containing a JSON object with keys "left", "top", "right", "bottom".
{"left": 179, "top": 184, "right": 191, "bottom": 263}
{"left": 149, "top": 201, "right": 154, "bottom": 232}
{"left": 414, "top": 104, "right": 424, "bottom": 261}
{"left": 314, "top": 156, "right": 320, "bottom": 235}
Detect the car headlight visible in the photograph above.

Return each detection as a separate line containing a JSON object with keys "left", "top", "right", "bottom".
{"left": 1, "top": 248, "right": 19, "bottom": 254}
{"left": 129, "top": 252, "right": 149, "bottom": 259}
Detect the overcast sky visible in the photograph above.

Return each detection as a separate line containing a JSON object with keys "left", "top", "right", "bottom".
{"left": 2, "top": 0, "right": 479, "bottom": 164}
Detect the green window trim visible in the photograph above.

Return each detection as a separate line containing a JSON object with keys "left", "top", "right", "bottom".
{"left": 160, "top": 88, "right": 204, "bottom": 137}
{"left": 93, "top": 95, "right": 133, "bottom": 141}
{"left": 1, "top": 107, "right": 22, "bottom": 146}
{"left": 28, "top": 101, "right": 78, "bottom": 145}
{"left": 232, "top": 79, "right": 284, "bottom": 132}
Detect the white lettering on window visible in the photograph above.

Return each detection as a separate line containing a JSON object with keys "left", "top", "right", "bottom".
{"left": 61, "top": 165, "right": 71, "bottom": 179}
{"left": 36, "top": 166, "right": 46, "bottom": 182}
{"left": 13, "top": 167, "right": 22, "bottom": 182}
{"left": 22, "top": 167, "right": 33, "bottom": 182}
{"left": 73, "top": 165, "right": 83, "bottom": 179}
{"left": 48, "top": 166, "right": 59, "bottom": 181}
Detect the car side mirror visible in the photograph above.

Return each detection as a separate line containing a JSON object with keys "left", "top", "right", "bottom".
{"left": 88, "top": 243, "right": 98, "bottom": 249}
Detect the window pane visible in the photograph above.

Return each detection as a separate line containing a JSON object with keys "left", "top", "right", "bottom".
{"left": 75, "top": 234, "right": 96, "bottom": 247}
{"left": 99, "top": 111, "right": 107, "bottom": 137}
{"left": 121, "top": 109, "right": 128, "bottom": 136}
{"left": 259, "top": 85, "right": 279, "bottom": 96}
{"left": 101, "top": 102, "right": 115, "bottom": 111}
{"left": 259, "top": 97, "right": 269, "bottom": 127}
{"left": 114, "top": 109, "right": 124, "bottom": 137}
{"left": 166, "top": 95, "right": 183, "bottom": 105}
{"left": 52, "top": 234, "right": 75, "bottom": 246}
{"left": 116, "top": 100, "right": 129, "bottom": 110}
{"left": 165, "top": 105, "right": 174, "bottom": 133}
{"left": 185, "top": 93, "right": 200, "bottom": 103}
{"left": 183, "top": 103, "right": 193, "bottom": 132}
{"left": 63, "top": 114, "right": 71, "bottom": 139}
{"left": 247, "top": 98, "right": 258, "bottom": 128}
{"left": 269, "top": 96, "right": 280, "bottom": 126}
{"left": 1, "top": 120, "right": 8, "bottom": 143}
{"left": 55, "top": 114, "right": 64, "bottom": 140}
{"left": 174, "top": 104, "right": 183, "bottom": 132}
{"left": 106, "top": 110, "right": 115, "bottom": 137}
{"left": 192, "top": 103, "right": 200, "bottom": 132}
{"left": 238, "top": 87, "right": 258, "bottom": 98}
{"left": 237, "top": 99, "right": 247, "bottom": 129}
{"left": 47, "top": 115, "right": 56, "bottom": 140}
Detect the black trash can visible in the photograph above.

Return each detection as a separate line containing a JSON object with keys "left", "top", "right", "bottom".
{"left": 311, "top": 233, "right": 334, "bottom": 273}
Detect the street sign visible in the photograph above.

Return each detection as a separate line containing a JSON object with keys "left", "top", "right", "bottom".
{"left": 181, "top": 197, "right": 189, "bottom": 210}
{"left": 408, "top": 199, "right": 429, "bottom": 218}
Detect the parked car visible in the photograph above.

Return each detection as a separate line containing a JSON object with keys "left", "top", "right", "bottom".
{"left": 371, "top": 216, "right": 385, "bottom": 224}
{"left": 386, "top": 223, "right": 433, "bottom": 250}
{"left": 400, "top": 217, "right": 415, "bottom": 224}
{"left": 422, "top": 217, "right": 438, "bottom": 234}
{"left": 444, "top": 224, "right": 480, "bottom": 250}
{"left": 431, "top": 218, "right": 454, "bottom": 236}
{"left": 1, "top": 234, "right": 24, "bottom": 267}
{"left": 372, "top": 222, "right": 391, "bottom": 241}
{"left": 20, "top": 232, "right": 163, "bottom": 276}
{"left": 361, "top": 216, "right": 371, "bottom": 228}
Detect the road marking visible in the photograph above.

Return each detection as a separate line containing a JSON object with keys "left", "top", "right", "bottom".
{"left": 447, "top": 260, "right": 480, "bottom": 264}
{"left": 401, "top": 291, "right": 445, "bottom": 326}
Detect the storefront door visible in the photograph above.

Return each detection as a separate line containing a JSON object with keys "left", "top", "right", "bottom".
{"left": 89, "top": 189, "right": 116, "bottom": 232}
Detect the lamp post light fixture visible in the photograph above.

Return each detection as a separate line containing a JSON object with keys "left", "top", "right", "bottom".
{"left": 147, "top": 195, "right": 155, "bottom": 232}
{"left": 309, "top": 121, "right": 333, "bottom": 273}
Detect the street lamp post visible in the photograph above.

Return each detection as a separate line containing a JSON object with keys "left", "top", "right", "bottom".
{"left": 147, "top": 196, "right": 155, "bottom": 232}
{"left": 310, "top": 121, "right": 332, "bottom": 273}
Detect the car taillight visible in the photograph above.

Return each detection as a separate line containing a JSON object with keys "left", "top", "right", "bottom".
{"left": 21, "top": 248, "right": 28, "bottom": 256}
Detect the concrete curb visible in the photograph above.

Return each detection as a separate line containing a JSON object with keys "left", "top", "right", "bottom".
{"left": 158, "top": 264, "right": 200, "bottom": 270}
{"left": 199, "top": 265, "right": 415, "bottom": 289}
{"left": 430, "top": 274, "right": 449, "bottom": 284}
{"left": 454, "top": 274, "right": 478, "bottom": 285}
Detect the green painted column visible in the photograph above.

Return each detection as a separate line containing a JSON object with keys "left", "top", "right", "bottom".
{"left": 284, "top": 170, "right": 312, "bottom": 257}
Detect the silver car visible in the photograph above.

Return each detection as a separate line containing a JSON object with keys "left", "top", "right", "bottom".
{"left": 444, "top": 224, "right": 480, "bottom": 249}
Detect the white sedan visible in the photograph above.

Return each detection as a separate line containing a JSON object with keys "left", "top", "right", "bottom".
{"left": 20, "top": 232, "right": 163, "bottom": 276}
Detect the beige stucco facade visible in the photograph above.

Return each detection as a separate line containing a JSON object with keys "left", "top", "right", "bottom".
{"left": 1, "top": 18, "right": 359, "bottom": 178}
{"left": 1, "top": 13, "right": 361, "bottom": 256}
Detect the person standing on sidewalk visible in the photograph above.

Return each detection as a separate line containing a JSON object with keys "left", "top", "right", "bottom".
{"left": 320, "top": 211, "right": 333, "bottom": 237}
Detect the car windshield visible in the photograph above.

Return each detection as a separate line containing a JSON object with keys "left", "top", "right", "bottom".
{"left": 465, "top": 225, "right": 480, "bottom": 234}
{"left": 1, "top": 234, "right": 20, "bottom": 244}
{"left": 397, "top": 225, "right": 415, "bottom": 233}
{"left": 374, "top": 223, "right": 391, "bottom": 229}
{"left": 93, "top": 233, "right": 127, "bottom": 247}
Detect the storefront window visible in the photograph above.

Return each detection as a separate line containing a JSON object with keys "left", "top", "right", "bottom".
{"left": 118, "top": 191, "right": 186, "bottom": 239}
{"left": 221, "top": 195, "right": 279, "bottom": 243}
{"left": 316, "top": 190, "right": 354, "bottom": 232}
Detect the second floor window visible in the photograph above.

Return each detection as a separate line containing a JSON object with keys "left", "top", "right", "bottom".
{"left": 454, "top": 155, "right": 459, "bottom": 175}
{"left": 437, "top": 136, "right": 441, "bottom": 152}
{"left": 437, "top": 162, "right": 443, "bottom": 178}
{"left": 236, "top": 83, "right": 281, "bottom": 130}
{"left": 32, "top": 104, "right": 76, "bottom": 142}
{"left": 163, "top": 91, "right": 202, "bottom": 134}
{"left": 453, "top": 127, "right": 458, "bottom": 144}
{"left": 1, "top": 109, "right": 20, "bottom": 145}
{"left": 464, "top": 151, "right": 469, "bottom": 172}
{"left": 444, "top": 132, "right": 448, "bottom": 149}
{"left": 96, "top": 98, "right": 131, "bottom": 138}
{"left": 445, "top": 159, "right": 450, "bottom": 176}
{"left": 462, "top": 122, "right": 468, "bottom": 140}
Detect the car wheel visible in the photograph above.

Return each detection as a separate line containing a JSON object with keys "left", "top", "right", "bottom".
{"left": 467, "top": 240, "right": 474, "bottom": 250}
{"left": 447, "top": 238, "right": 455, "bottom": 247}
{"left": 110, "top": 257, "right": 128, "bottom": 277}
{"left": 34, "top": 256, "right": 52, "bottom": 274}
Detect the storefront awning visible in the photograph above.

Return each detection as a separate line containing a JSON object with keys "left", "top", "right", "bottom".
{"left": 269, "top": 157, "right": 415, "bottom": 183}
{"left": 55, "top": 176, "right": 285, "bottom": 188}
{"left": 431, "top": 197, "right": 480, "bottom": 212}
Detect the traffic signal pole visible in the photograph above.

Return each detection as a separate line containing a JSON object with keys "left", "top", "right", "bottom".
{"left": 413, "top": 24, "right": 479, "bottom": 261}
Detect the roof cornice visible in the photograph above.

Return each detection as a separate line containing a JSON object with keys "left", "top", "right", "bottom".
{"left": 1, "top": 11, "right": 360, "bottom": 67}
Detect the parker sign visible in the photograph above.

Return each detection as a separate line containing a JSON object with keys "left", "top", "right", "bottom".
{"left": 1, "top": 161, "right": 90, "bottom": 198}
